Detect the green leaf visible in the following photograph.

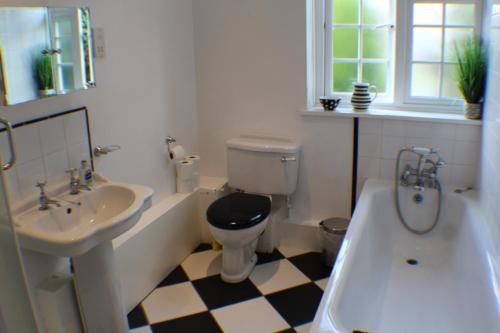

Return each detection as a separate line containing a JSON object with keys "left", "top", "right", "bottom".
{"left": 33, "top": 53, "right": 54, "bottom": 91}
{"left": 454, "top": 36, "right": 488, "bottom": 103}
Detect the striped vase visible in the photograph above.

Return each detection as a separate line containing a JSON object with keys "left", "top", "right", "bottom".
{"left": 351, "top": 82, "right": 378, "bottom": 111}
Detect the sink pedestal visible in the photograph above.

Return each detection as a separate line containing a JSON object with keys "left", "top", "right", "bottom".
{"left": 73, "top": 241, "right": 128, "bottom": 333}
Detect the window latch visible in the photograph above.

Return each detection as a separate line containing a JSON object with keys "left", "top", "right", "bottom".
{"left": 375, "top": 24, "right": 395, "bottom": 30}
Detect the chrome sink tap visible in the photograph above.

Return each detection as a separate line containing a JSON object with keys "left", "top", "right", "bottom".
{"left": 36, "top": 182, "right": 61, "bottom": 211}
{"left": 66, "top": 168, "right": 91, "bottom": 195}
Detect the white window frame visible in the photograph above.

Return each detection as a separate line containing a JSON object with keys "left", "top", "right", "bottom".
{"left": 403, "top": 0, "right": 483, "bottom": 106}
{"left": 307, "top": 0, "right": 485, "bottom": 114}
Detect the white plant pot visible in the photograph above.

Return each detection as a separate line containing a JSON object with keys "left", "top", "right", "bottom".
{"left": 39, "top": 89, "right": 56, "bottom": 97}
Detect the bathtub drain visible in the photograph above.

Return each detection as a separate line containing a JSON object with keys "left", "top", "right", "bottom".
{"left": 406, "top": 259, "right": 418, "bottom": 265}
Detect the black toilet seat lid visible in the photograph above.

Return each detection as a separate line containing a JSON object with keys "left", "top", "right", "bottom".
{"left": 207, "top": 192, "right": 272, "bottom": 230}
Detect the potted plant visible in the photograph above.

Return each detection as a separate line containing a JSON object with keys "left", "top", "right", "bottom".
{"left": 455, "top": 37, "right": 488, "bottom": 120}
{"left": 33, "top": 54, "right": 55, "bottom": 97}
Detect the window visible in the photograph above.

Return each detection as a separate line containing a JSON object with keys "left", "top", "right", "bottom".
{"left": 308, "top": 0, "right": 484, "bottom": 112}
{"left": 408, "top": 2, "right": 480, "bottom": 101}
{"left": 328, "top": 0, "right": 395, "bottom": 98}
{"left": 48, "top": 8, "right": 94, "bottom": 93}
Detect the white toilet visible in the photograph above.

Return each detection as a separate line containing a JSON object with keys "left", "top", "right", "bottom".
{"left": 206, "top": 136, "right": 300, "bottom": 283}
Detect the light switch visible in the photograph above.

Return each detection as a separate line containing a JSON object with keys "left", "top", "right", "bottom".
{"left": 92, "top": 28, "right": 105, "bottom": 59}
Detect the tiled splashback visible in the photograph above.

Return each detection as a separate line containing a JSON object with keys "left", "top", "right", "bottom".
{"left": 358, "top": 118, "right": 481, "bottom": 191}
{"left": 0, "top": 109, "right": 92, "bottom": 208}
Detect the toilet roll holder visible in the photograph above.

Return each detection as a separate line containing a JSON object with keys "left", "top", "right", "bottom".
{"left": 166, "top": 136, "right": 177, "bottom": 159}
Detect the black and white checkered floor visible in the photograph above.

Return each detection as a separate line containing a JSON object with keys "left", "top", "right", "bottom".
{"left": 127, "top": 244, "right": 332, "bottom": 333}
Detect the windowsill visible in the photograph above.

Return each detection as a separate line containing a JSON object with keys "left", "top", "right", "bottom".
{"left": 301, "top": 107, "right": 482, "bottom": 126}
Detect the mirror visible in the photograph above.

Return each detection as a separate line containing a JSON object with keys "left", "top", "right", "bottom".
{"left": 0, "top": 7, "right": 95, "bottom": 105}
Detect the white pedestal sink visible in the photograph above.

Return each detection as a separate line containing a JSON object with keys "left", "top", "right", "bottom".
{"left": 14, "top": 180, "right": 153, "bottom": 333}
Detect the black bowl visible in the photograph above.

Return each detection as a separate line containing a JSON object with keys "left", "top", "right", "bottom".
{"left": 319, "top": 97, "right": 341, "bottom": 111}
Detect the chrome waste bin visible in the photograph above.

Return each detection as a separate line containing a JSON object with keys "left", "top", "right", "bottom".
{"left": 320, "top": 217, "right": 349, "bottom": 267}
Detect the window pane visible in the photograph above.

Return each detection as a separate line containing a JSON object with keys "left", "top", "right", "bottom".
{"left": 414, "top": 3, "right": 443, "bottom": 25}
{"left": 59, "top": 38, "right": 74, "bottom": 63}
{"left": 333, "top": 29, "right": 359, "bottom": 58}
{"left": 442, "top": 64, "right": 460, "bottom": 98}
{"left": 333, "top": 0, "right": 359, "bottom": 24}
{"left": 411, "top": 64, "right": 441, "bottom": 97}
{"left": 333, "top": 62, "right": 357, "bottom": 92}
{"left": 61, "top": 65, "right": 75, "bottom": 91}
{"left": 363, "top": 0, "right": 390, "bottom": 25}
{"left": 363, "top": 29, "right": 388, "bottom": 59}
{"left": 55, "top": 20, "right": 71, "bottom": 37}
{"left": 445, "top": 4, "right": 475, "bottom": 26}
{"left": 412, "top": 28, "right": 442, "bottom": 62}
{"left": 362, "top": 63, "right": 387, "bottom": 93}
{"left": 444, "top": 28, "right": 473, "bottom": 62}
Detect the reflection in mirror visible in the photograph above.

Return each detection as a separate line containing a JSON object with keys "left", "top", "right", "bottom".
{"left": 0, "top": 7, "right": 95, "bottom": 105}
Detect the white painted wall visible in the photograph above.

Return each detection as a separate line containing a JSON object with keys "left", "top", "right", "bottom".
{"left": 0, "top": 0, "right": 199, "bottom": 205}
{"left": 479, "top": 0, "right": 500, "bottom": 246}
{"left": 193, "top": 0, "right": 354, "bottom": 223}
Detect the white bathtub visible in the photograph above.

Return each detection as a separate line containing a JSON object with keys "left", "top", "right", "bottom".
{"left": 311, "top": 180, "right": 499, "bottom": 333}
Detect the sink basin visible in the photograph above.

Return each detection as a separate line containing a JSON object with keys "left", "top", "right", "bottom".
{"left": 14, "top": 178, "right": 153, "bottom": 333}
{"left": 14, "top": 182, "right": 153, "bottom": 257}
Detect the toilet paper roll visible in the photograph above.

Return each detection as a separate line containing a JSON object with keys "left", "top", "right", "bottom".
{"left": 185, "top": 155, "right": 201, "bottom": 188}
{"left": 176, "top": 159, "right": 194, "bottom": 181}
{"left": 176, "top": 177, "right": 194, "bottom": 194}
{"left": 169, "top": 145, "right": 186, "bottom": 162}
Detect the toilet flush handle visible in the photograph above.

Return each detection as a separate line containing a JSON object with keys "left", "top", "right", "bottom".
{"left": 281, "top": 156, "right": 297, "bottom": 163}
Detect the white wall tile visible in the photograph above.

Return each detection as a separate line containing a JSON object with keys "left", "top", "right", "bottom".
{"left": 359, "top": 134, "right": 381, "bottom": 158}
{"left": 358, "top": 157, "right": 380, "bottom": 179}
{"left": 431, "top": 123, "right": 456, "bottom": 140}
{"left": 452, "top": 141, "right": 480, "bottom": 165}
{"left": 379, "top": 159, "right": 396, "bottom": 180}
{"left": 15, "top": 124, "right": 42, "bottom": 164}
{"left": 382, "top": 120, "right": 407, "bottom": 137}
{"left": 67, "top": 142, "right": 89, "bottom": 170}
{"left": 39, "top": 117, "right": 66, "bottom": 155}
{"left": 0, "top": 131, "right": 9, "bottom": 162}
{"left": 404, "top": 121, "right": 435, "bottom": 138}
{"left": 455, "top": 125, "right": 481, "bottom": 142}
{"left": 430, "top": 140, "right": 454, "bottom": 163}
{"left": 63, "top": 112, "right": 87, "bottom": 146}
{"left": 382, "top": 136, "right": 406, "bottom": 159}
{"left": 2, "top": 169, "right": 20, "bottom": 203}
{"left": 476, "top": 11, "right": 500, "bottom": 248}
{"left": 43, "top": 149, "right": 69, "bottom": 184}
{"left": 359, "top": 119, "right": 383, "bottom": 135}
{"left": 437, "top": 166, "right": 451, "bottom": 186}
{"left": 16, "top": 158, "right": 45, "bottom": 198}
{"left": 451, "top": 165, "right": 477, "bottom": 188}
